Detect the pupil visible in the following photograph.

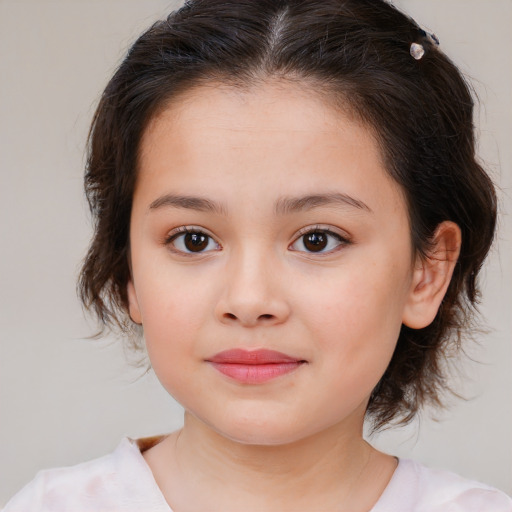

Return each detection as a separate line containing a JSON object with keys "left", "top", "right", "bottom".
{"left": 304, "top": 232, "right": 327, "bottom": 252}
{"left": 184, "top": 232, "right": 208, "bottom": 252}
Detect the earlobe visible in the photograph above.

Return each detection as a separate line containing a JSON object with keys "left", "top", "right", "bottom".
{"left": 127, "top": 280, "right": 143, "bottom": 325}
{"left": 402, "top": 221, "right": 461, "bottom": 329}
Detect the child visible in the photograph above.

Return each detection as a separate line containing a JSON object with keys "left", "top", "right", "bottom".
{"left": 4, "top": 0, "right": 511, "bottom": 510}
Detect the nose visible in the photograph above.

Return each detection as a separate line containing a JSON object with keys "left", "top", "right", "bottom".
{"left": 214, "top": 247, "right": 291, "bottom": 327}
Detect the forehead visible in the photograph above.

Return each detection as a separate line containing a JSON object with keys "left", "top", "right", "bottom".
{"left": 141, "top": 80, "right": 379, "bottom": 163}
{"left": 136, "top": 81, "right": 405, "bottom": 217}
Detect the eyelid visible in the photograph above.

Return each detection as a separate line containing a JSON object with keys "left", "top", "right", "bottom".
{"left": 164, "top": 225, "right": 215, "bottom": 241}
{"left": 294, "top": 224, "right": 351, "bottom": 239}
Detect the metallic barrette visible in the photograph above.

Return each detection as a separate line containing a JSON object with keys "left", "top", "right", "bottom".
{"left": 410, "top": 29, "right": 440, "bottom": 60}
{"left": 410, "top": 42, "right": 425, "bottom": 60}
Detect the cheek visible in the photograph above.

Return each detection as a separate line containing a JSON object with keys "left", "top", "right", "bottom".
{"left": 135, "top": 251, "right": 212, "bottom": 325}
{"left": 141, "top": 289, "right": 206, "bottom": 399}
{"left": 134, "top": 265, "right": 213, "bottom": 373}
{"left": 299, "top": 255, "right": 410, "bottom": 363}
{"left": 299, "top": 279, "right": 404, "bottom": 416}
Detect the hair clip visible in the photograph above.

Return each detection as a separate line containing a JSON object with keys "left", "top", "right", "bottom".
{"left": 410, "top": 42, "right": 425, "bottom": 60}
{"left": 410, "top": 29, "right": 440, "bottom": 60}
{"left": 428, "top": 33, "right": 440, "bottom": 46}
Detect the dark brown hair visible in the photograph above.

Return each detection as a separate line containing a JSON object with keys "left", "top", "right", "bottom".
{"left": 79, "top": 0, "right": 497, "bottom": 430}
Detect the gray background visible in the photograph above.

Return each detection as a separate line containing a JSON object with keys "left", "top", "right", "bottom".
{"left": 1, "top": 0, "right": 511, "bottom": 505}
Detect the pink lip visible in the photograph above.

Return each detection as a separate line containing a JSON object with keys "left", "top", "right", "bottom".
{"left": 207, "top": 349, "right": 305, "bottom": 384}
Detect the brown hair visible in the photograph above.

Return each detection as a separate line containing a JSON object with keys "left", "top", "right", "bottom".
{"left": 79, "top": 0, "right": 497, "bottom": 430}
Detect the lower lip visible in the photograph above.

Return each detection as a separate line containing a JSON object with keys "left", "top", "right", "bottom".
{"left": 210, "top": 362, "right": 303, "bottom": 384}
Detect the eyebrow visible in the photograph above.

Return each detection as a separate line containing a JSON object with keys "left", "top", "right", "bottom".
{"left": 148, "top": 192, "right": 372, "bottom": 216}
{"left": 149, "top": 194, "right": 227, "bottom": 215}
{"left": 274, "top": 192, "right": 372, "bottom": 215}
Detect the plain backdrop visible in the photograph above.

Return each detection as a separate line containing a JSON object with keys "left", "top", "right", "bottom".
{"left": 0, "top": 0, "right": 511, "bottom": 505}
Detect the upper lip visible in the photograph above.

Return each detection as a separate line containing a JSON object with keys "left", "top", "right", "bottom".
{"left": 207, "top": 349, "right": 304, "bottom": 364}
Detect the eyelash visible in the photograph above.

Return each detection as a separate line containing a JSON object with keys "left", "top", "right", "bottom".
{"left": 164, "top": 225, "right": 351, "bottom": 256}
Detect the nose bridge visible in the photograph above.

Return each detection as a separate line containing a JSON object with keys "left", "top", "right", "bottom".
{"left": 217, "top": 240, "right": 289, "bottom": 326}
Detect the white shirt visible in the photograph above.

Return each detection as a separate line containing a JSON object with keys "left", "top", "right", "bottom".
{"left": 4, "top": 437, "right": 512, "bottom": 511}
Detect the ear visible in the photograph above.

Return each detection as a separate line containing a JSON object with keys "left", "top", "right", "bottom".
{"left": 127, "top": 279, "right": 143, "bottom": 325}
{"left": 402, "top": 221, "right": 461, "bottom": 329}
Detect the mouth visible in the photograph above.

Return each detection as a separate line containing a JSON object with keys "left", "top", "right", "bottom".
{"left": 206, "top": 349, "right": 306, "bottom": 384}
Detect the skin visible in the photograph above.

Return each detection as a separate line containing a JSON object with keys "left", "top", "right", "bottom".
{"left": 127, "top": 81, "right": 461, "bottom": 511}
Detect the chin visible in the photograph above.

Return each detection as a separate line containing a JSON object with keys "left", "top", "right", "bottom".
{"left": 205, "top": 414, "right": 323, "bottom": 447}
{"left": 220, "top": 429, "right": 308, "bottom": 447}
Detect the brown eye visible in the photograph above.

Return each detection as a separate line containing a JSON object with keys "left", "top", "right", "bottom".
{"left": 303, "top": 232, "right": 327, "bottom": 252}
{"left": 184, "top": 232, "right": 209, "bottom": 252}
{"left": 168, "top": 229, "right": 220, "bottom": 254}
{"left": 290, "top": 228, "right": 348, "bottom": 254}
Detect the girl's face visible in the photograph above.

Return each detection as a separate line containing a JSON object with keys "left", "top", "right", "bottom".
{"left": 128, "top": 82, "right": 418, "bottom": 445}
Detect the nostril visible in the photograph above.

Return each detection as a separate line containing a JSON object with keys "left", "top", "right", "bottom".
{"left": 222, "top": 312, "right": 275, "bottom": 322}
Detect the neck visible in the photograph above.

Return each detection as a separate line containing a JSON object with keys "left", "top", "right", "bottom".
{"left": 182, "top": 409, "right": 366, "bottom": 475}
{"left": 145, "top": 410, "right": 396, "bottom": 512}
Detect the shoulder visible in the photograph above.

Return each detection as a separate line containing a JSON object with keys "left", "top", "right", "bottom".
{"left": 373, "top": 458, "right": 512, "bottom": 512}
{"left": 2, "top": 438, "right": 171, "bottom": 512}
